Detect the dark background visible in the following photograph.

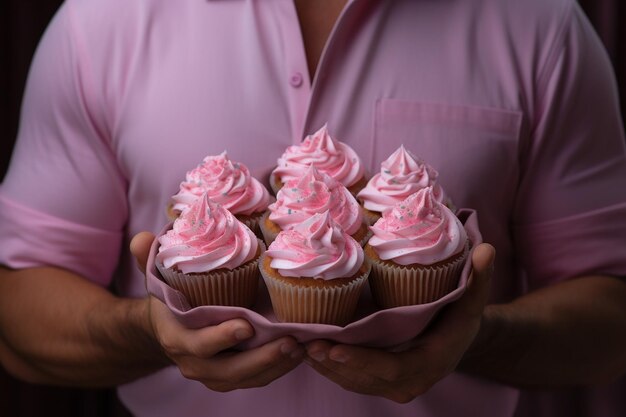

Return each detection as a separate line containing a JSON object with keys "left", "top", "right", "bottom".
{"left": 1, "top": 1, "right": 624, "bottom": 416}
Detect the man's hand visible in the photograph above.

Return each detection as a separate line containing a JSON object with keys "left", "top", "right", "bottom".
{"left": 131, "top": 232, "right": 305, "bottom": 392}
{"left": 304, "top": 243, "right": 495, "bottom": 403}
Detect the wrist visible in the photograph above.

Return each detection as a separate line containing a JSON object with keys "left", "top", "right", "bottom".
{"left": 457, "top": 301, "right": 540, "bottom": 386}
{"left": 87, "top": 295, "right": 171, "bottom": 372}
{"left": 128, "top": 297, "right": 169, "bottom": 365}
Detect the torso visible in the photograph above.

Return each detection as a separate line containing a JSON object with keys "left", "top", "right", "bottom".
{"left": 294, "top": 0, "right": 348, "bottom": 78}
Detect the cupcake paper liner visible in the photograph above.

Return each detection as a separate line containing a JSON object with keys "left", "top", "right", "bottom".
{"left": 237, "top": 211, "right": 265, "bottom": 240}
{"left": 156, "top": 240, "right": 265, "bottom": 308}
{"left": 368, "top": 242, "right": 469, "bottom": 308}
{"left": 259, "top": 253, "right": 371, "bottom": 326}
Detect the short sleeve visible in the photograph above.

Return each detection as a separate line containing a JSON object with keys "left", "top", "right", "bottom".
{"left": 514, "top": 2, "right": 626, "bottom": 289}
{"left": 0, "top": 3, "right": 127, "bottom": 286}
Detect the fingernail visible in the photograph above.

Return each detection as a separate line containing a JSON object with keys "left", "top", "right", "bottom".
{"left": 290, "top": 348, "right": 304, "bottom": 360}
{"left": 280, "top": 343, "right": 304, "bottom": 359}
{"left": 309, "top": 351, "right": 326, "bottom": 362}
{"left": 330, "top": 353, "right": 348, "bottom": 363}
{"left": 280, "top": 343, "right": 296, "bottom": 355}
{"left": 234, "top": 328, "right": 252, "bottom": 341}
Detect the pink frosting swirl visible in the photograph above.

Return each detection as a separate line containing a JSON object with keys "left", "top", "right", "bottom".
{"left": 271, "top": 124, "right": 364, "bottom": 188}
{"left": 368, "top": 187, "right": 467, "bottom": 266}
{"left": 171, "top": 151, "right": 270, "bottom": 216}
{"left": 266, "top": 211, "right": 364, "bottom": 280}
{"left": 268, "top": 166, "right": 363, "bottom": 235}
{"left": 157, "top": 193, "right": 259, "bottom": 273}
{"left": 357, "top": 145, "right": 446, "bottom": 214}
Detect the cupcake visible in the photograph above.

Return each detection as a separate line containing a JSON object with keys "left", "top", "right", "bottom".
{"left": 260, "top": 165, "right": 369, "bottom": 246}
{"left": 357, "top": 145, "right": 450, "bottom": 224}
{"left": 269, "top": 124, "right": 367, "bottom": 196}
{"left": 156, "top": 192, "right": 264, "bottom": 308}
{"left": 365, "top": 187, "right": 469, "bottom": 308}
{"left": 167, "top": 151, "right": 271, "bottom": 235}
{"left": 259, "top": 211, "right": 371, "bottom": 325}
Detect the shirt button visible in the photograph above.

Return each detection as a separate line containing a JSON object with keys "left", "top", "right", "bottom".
{"left": 289, "top": 72, "right": 303, "bottom": 88}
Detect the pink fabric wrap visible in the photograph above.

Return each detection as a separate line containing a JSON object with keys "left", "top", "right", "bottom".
{"left": 1, "top": 0, "right": 626, "bottom": 416}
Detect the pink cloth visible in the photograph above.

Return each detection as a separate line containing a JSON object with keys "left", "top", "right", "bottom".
{"left": 1, "top": 0, "right": 625, "bottom": 416}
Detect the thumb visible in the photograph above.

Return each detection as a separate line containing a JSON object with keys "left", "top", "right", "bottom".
{"left": 464, "top": 243, "right": 495, "bottom": 315}
{"left": 402, "top": 243, "right": 495, "bottom": 352}
{"left": 130, "top": 231, "right": 156, "bottom": 275}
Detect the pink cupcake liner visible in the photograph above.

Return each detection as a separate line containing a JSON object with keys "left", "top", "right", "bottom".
{"left": 156, "top": 240, "right": 265, "bottom": 308}
{"left": 368, "top": 242, "right": 469, "bottom": 308}
{"left": 237, "top": 211, "right": 265, "bottom": 240}
{"left": 259, "top": 254, "right": 371, "bottom": 326}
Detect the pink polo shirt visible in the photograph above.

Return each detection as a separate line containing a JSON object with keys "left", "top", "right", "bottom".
{"left": 2, "top": 0, "right": 626, "bottom": 416}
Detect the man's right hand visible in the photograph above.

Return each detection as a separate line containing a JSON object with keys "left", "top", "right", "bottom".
{"left": 149, "top": 296, "right": 303, "bottom": 391}
{"left": 132, "top": 232, "right": 304, "bottom": 392}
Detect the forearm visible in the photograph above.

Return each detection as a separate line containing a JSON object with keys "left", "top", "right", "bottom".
{"left": 459, "top": 275, "right": 626, "bottom": 387}
{"left": 0, "top": 266, "right": 169, "bottom": 387}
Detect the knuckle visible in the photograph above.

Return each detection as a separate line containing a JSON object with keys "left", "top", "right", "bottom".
{"left": 352, "top": 374, "right": 375, "bottom": 389}
{"left": 393, "top": 392, "right": 416, "bottom": 404}
{"left": 349, "top": 357, "right": 369, "bottom": 372}
{"left": 253, "top": 344, "right": 286, "bottom": 368}
{"left": 407, "top": 380, "right": 434, "bottom": 399}
{"left": 219, "top": 366, "right": 245, "bottom": 386}
{"left": 381, "top": 364, "right": 403, "bottom": 382}
{"left": 389, "top": 387, "right": 420, "bottom": 404}
{"left": 250, "top": 378, "right": 272, "bottom": 389}
{"left": 178, "top": 361, "right": 244, "bottom": 390}
{"left": 258, "top": 344, "right": 279, "bottom": 362}
{"left": 178, "top": 364, "right": 200, "bottom": 381}
{"left": 159, "top": 335, "right": 183, "bottom": 357}
{"left": 188, "top": 343, "right": 215, "bottom": 360}
{"left": 207, "top": 382, "right": 235, "bottom": 393}
{"left": 340, "top": 374, "right": 377, "bottom": 394}
{"left": 408, "top": 384, "right": 429, "bottom": 398}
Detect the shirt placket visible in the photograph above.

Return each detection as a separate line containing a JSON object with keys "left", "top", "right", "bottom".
{"left": 274, "top": 0, "right": 361, "bottom": 143}
{"left": 273, "top": 0, "right": 313, "bottom": 144}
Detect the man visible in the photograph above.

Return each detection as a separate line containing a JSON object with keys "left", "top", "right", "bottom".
{"left": 1, "top": 0, "right": 625, "bottom": 416}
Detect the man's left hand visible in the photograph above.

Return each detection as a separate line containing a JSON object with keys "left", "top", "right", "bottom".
{"left": 305, "top": 243, "right": 495, "bottom": 403}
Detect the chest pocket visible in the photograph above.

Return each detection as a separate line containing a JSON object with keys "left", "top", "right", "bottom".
{"left": 370, "top": 99, "right": 523, "bottom": 210}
